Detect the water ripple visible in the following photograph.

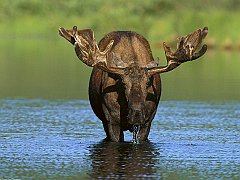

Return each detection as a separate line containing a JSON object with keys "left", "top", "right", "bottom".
{"left": 0, "top": 100, "right": 239, "bottom": 179}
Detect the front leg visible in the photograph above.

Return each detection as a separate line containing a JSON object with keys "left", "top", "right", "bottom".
{"left": 102, "top": 104, "right": 124, "bottom": 142}
{"left": 137, "top": 108, "right": 157, "bottom": 141}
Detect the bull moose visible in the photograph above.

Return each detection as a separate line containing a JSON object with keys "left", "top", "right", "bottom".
{"left": 59, "top": 26, "right": 208, "bottom": 143}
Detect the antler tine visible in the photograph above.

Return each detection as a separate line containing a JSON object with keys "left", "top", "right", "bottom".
{"left": 59, "top": 26, "right": 127, "bottom": 75}
{"left": 59, "top": 26, "right": 115, "bottom": 68}
{"left": 58, "top": 27, "right": 75, "bottom": 45}
{"left": 72, "top": 26, "right": 97, "bottom": 66}
{"left": 148, "top": 27, "right": 208, "bottom": 76}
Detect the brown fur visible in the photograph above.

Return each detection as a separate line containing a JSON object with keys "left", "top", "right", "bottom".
{"left": 89, "top": 31, "right": 161, "bottom": 142}
{"left": 59, "top": 26, "right": 208, "bottom": 142}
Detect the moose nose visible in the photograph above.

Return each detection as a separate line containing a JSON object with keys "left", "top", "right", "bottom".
{"left": 128, "top": 108, "right": 146, "bottom": 125}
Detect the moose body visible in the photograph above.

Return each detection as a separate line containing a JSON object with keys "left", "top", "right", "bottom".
{"left": 59, "top": 26, "right": 208, "bottom": 142}
{"left": 89, "top": 31, "right": 161, "bottom": 142}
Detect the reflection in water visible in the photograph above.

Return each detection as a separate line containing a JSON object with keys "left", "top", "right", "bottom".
{"left": 89, "top": 140, "right": 159, "bottom": 179}
{"left": 0, "top": 37, "right": 240, "bottom": 101}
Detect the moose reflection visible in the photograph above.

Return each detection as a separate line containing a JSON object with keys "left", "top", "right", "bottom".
{"left": 59, "top": 26, "right": 208, "bottom": 142}
{"left": 88, "top": 141, "right": 158, "bottom": 179}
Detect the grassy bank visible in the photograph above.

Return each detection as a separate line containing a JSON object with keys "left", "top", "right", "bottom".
{"left": 0, "top": 0, "right": 240, "bottom": 50}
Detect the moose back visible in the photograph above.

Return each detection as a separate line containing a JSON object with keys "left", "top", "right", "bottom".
{"left": 59, "top": 26, "right": 208, "bottom": 142}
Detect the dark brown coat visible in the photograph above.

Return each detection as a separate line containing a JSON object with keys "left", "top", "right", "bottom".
{"left": 59, "top": 26, "right": 208, "bottom": 142}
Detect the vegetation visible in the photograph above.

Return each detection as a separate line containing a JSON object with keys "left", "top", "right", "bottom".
{"left": 0, "top": 0, "right": 240, "bottom": 100}
{"left": 1, "top": 0, "right": 240, "bottom": 49}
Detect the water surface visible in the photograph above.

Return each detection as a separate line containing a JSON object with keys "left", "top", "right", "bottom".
{"left": 0, "top": 99, "right": 239, "bottom": 179}
{"left": 0, "top": 37, "right": 240, "bottom": 101}
{"left": 1, "top": 35, "right": 240, "bottom": 179}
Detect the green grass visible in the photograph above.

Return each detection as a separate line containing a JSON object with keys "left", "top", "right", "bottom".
{"left": 0, "top": 0, "right": 240, "bottom": 50}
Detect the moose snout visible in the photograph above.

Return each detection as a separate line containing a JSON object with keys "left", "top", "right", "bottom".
{"left": 128, "top": 107, "right": 146, "bottom": 125}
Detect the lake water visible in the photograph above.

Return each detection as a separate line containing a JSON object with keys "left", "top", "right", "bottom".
{"left": 0, "top": 99, "right": 239, "bottom": 179}
{"left": 0, "top": 37, "right": 240, "bottom": 179}
{"left": 0, "top": 37, "right": 240, "bottom": 101}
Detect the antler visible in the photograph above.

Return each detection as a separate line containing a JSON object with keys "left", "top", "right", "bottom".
{"left": 59, "top": 26, "right": 114, "bottom": 67}
{"left": 148, "top": 27, "right": 208, "bottom": 75}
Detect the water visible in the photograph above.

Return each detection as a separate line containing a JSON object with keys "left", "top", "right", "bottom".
{"left": 1, "top": 33, "right": 240, "bottom": 179}
{"left": 0, "top": 99, "right": 239, "bottom": 179}
{"left": 0, "top": 37, "right": 240, "bottom": 101}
